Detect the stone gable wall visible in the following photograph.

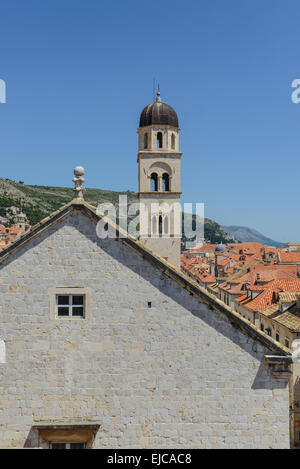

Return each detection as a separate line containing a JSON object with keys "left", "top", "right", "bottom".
{"left": 0, "top": 211, "right": 290, "bottom": 448}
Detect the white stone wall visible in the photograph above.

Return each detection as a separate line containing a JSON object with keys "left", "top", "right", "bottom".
{"left": 0, "top": 211, "right": 290, "bottom": 448}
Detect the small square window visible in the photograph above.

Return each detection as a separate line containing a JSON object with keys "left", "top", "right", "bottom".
{"left": 56, "top": 295, "right": 85, "bottom": 318}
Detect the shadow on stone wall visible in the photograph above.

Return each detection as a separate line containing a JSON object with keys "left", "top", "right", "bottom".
{"left": 251, "top": 361, "right": 286, "bottom": 390}
{"left": 0, "top": 212, "right": 289, "bottom": 395}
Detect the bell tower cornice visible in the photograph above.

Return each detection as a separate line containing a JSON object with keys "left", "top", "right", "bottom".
{"left": 137, "top": 152, "right": 182, "bottom": 163}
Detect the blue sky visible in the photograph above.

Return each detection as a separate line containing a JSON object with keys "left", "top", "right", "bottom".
{"left": 0, "top": 0, "right": 300, "bottom": 242}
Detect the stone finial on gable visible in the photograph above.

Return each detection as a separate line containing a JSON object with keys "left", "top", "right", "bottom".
{"left": 73, "top": 166, "right": 85, "bottom": 200}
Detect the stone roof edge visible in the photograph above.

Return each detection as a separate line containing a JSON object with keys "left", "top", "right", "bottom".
{"left": 0, "top": 200, "right": 291, "bottom": 357}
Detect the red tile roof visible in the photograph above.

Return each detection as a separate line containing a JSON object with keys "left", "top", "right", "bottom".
{"left": 278, "top": 251, "right": 300, "bottom": 264}
{"left": 188, "top": 243, "right": 217, "bottom": 252}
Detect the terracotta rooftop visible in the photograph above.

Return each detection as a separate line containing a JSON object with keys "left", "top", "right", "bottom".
{"left": 188, "top": 244, "right": 217, "bottom": 252}
{"left": 0, "top": 198, "right": 289, "bottom": 357}
{"left": 197, "top": 272, "right": 216, "bottom": 283}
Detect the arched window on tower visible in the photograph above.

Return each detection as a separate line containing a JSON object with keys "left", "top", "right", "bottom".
{"left": 162, "top": 173, "right": 170, "bottom": 192}
{"left": 159, "top": 215, "right": 163, "bottom": 236}
{"left": 144, "top": 133, "right": 148, "bottom": 149}
{"left": 171, "top": 133, "right": 175, "bottom": 150}
{"left": 157, "top": 132, "right": 163, "bottom": 149}
{"left": 150, "top": 173, "right": 158, "bottom": 192}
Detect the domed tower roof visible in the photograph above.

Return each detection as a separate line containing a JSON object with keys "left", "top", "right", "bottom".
{"left": 139, "top": 89, "right": 179, "bottom": 128}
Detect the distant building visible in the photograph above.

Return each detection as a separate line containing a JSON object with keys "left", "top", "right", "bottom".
{"left": 0, "top": 208, "right": 30, "bottom": 251}
{"left": 13, "top": 212, "right": 27, "bottom": 231}
{"left": 284, "top": 243, "right": 300, "bottom": 252}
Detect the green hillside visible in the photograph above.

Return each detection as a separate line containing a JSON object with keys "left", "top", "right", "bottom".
{"left": 0, "top": 178, "right": 234, "bottom": 248}
{"left": 0, "top": 178, "right": 137, "bottom": 225}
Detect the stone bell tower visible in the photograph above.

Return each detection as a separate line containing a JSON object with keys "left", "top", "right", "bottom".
{"left": 138, "top": 87, "right": 182, "bottom": 269}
